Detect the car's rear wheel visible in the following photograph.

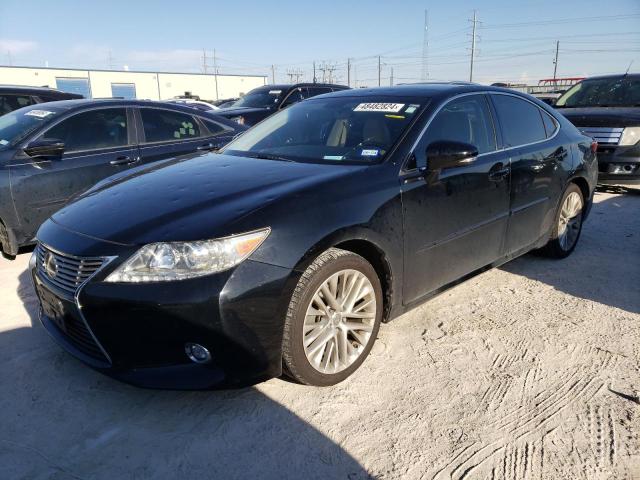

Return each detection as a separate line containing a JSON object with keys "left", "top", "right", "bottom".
{"left": 541, "top": 183, "right": 584, "bottom": 258}
{"left": 0, "top": 221, "right": 16, "bottom": 259}
{"left": 282, "top": 248, "right": 382, "bottom": 386}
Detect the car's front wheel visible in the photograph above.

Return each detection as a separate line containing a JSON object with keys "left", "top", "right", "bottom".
{"left": 282, "top": 248, "right": 383, "bottom": 386}
{"left": 542, "top": 183, "right": 585, "bottom": 258}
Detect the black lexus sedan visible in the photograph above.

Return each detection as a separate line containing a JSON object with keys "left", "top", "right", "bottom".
{"left": 212, "top": 83, "right": 349, "bottom": 126}
{"left": 31, "top": 84, "right": 597, "bottom": 389}
{"left": 555, "top": 74, "right": 640, "bottom": 185}
{"left": 0, "top": 99, "right": 246, "bottom": 257}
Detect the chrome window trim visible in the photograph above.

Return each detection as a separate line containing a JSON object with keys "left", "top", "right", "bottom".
{"left": 34, "top": 241, "right": 116, "bottom": 365}
{"left": 404, "top": 90, "right": 562, "bottom": 172}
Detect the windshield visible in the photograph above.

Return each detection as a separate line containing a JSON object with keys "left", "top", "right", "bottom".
{"left": 556, "top": 77, "right": 640, "bottom": 108}
{"left": 0, "top": 105, "right": 63, "bottom": 150}
{"left": 222, "top": 96, "right": 424, "bottom": 164}
{"left": 230, "top": 88, "right": 283, "bottom": 108}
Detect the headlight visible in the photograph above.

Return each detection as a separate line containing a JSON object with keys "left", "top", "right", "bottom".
{"left": 619, "top": 127, "right": 640, "bottom": 146}
{"left": 230, "top": 115, "right": 245, "bottom": 125}
{"left": 105, "top": 228, "right": 270, "bottom": 283}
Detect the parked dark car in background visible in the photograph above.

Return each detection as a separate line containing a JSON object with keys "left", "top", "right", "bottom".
{"left": 213, "top": 97, "right": 239, "bottom": 108}
{"left": 0, "top": 85, "right": 83, "bottom": 115}
{"left": 555, "top": 73, "right": 640, "bottom": 185}
{"left": 165, "top": 98, "right": 220, "bottom": 111}
{"left": 212, "top": 83, "right": 349, "bottom": 126}
{"left": 31, "top": 84, "right": 596, "bottom": 389}
{"left": 0, "top": 99, "right": 246, "bottom": 257}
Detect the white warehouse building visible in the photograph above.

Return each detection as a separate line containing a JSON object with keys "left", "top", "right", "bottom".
{"left": 0, "top": 66, "right": 267, "bottom": 101}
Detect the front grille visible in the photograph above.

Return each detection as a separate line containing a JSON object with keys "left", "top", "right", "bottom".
{"left": 35, "top": 243, "right": 105, "bottom": 297}
{"left": 580, "top": 127, "right": 624, "bottom": 146}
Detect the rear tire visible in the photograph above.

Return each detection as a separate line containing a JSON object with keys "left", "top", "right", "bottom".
{"left": 541, "top": 183, "right": 584, "bottom": 259}
{"left": 282, "top": 248, "right": 382, "bottom": 386}
{"left": 0, "top": 221, "right": 16, "bottom": 260}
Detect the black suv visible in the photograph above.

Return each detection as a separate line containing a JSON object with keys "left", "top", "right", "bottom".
{"left": 0, "top": 99, "right": 246, "bottom": 256}
{"left": 213, "top": 83, "right": 349, "bottom": 126}
{"left": 0, "top": 85, "right": 83, "bottom": 116}
{"left": 555, "top": 74, "right": 640, "bottom": 185}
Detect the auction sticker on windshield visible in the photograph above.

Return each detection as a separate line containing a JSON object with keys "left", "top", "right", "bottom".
{"left": 354, "top": 103, "right": 405, "bottom": 113}
{"left": 25, "top": 110, "right": 55, "bottom": 119}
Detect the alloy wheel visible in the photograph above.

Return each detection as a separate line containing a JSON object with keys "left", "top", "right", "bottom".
{"left": 302, "top": 269, "right": 377, "bottom": 374}
{"left": 557, "top": 191, "right": 583, "bottom": 251}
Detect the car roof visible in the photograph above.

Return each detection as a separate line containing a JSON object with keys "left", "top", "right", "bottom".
{"left": 250, "top": 83, "right": 349, "bottom": 92}
{"left": 17, "top": 98, "right": 228, "bottom": 116}
{"left": 0, "top": 85, "right": 81, "bottom": 96}
{"left": 322, "top": 82, "right": 511, "bottom": 98}
{"left": 576, "top": 73, "right": 640, "bottom": 81}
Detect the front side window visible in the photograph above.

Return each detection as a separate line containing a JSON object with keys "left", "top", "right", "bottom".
{"left": 140, "top": 109, "right": 201, "bottom": 143}
{"left": 492, "top": 95, "right": 546, "bottom": 147}
{"left": 43, "top": 108, "right": 128, "bottom": 152}
{"left": 223, "top": 96, "right": 424, "bottom": 164}
{"left": 0, "top": 94, "right": 35, "bottom": 115}
{"left": 420, "top": 95, "right": 496, "bottom": 161}
{"left": 56, "top": 78, "right": 91, "bottom": 98}
{"left": 556, "top": 77, "right": 640, "bottom": 108}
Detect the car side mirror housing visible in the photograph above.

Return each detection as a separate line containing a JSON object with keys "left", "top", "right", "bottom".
{"left": 426, "top": 140, "right": 478, "bottom": 171}
{"left": 24, "top": 139, "right": 65, "bottom": 159}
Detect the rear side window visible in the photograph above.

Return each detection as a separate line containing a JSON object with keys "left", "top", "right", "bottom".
{"left": 541, "top": 111, "right": 558, "bottom": 138}
{"left": 492, "top": 95, "right": 546, "bottom": 147}
{"left": 423, "top": 94, "right": 497, "bottom": 155}
{"left": 140, "top": 108, "right": 201, "bottom": 143}
{"left": 0, "top": 94, "right": 35, "bottom": 115}
{"left": 203, "top": 118, "right": 230, "bottom": 136}
{"left": 43, "top": 108, "right": 129, "bottom": 152}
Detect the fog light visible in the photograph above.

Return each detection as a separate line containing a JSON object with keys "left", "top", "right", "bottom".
{"left": 185, "top": 343, "right": 212, "bottom": 364}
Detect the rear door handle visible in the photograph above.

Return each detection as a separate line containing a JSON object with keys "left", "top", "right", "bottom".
{"left": 110, "top": 155, "right": 138, "bottom": 166}
{"left": 488, "top": 163, "right": 510, "bottom": 182}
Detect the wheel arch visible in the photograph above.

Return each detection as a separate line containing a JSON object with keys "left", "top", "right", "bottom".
{"left": 292, "top": 229, "right": 398, "bottom": 323}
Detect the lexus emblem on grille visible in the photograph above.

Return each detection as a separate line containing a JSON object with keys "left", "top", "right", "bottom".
{"left": 43, "top": 252, "right": 58, "bottom": 279}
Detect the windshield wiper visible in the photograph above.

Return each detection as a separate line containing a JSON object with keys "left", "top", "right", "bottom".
{"left": 247, "top": 152, "right": 294, "bottom": 162}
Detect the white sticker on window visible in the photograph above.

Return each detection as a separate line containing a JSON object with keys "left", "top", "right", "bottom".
{"left": 361, "top": 149, "right": 379, "bottom": 156}
{"left": 354, "top": 103, "right": 405, "bottom": 113}
{"left": 25, "top": 110, "right": 55, "bottom": 118}
{"left": 0, "top": 139, "right": 8, "bottom": 145}
{"left": 405, "top": 104, "right": 420, "bottom": 114}
{"left": 268, "top": 90, "right": 282, "bottom": 94}
{"left": 323, "top": 155, "right": 344, "bottom": 161}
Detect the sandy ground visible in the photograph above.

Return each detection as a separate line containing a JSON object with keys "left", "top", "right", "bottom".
{"left": 0, "top": 188, "right": 638, "bottom": 480}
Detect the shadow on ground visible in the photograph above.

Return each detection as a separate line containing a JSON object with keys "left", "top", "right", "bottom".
{"left": 501, "top": 190, "right": 640, "bottom": 315}
{"left": 0, "top": 269, "right": 372, "bottom": 480}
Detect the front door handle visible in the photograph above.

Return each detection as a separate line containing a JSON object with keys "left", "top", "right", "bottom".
{"left": 488, "top": 163, "right": 510, "bottom": 182}
{"left": 110, "top": 155, "right": 138, "bottom": 166}
{"left": 197, "top": 143, "right": 219, "bottom": 152}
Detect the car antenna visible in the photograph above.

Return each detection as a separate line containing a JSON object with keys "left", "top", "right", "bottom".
{"left": 624, "top": 60, "right": 634, "bottom": 76}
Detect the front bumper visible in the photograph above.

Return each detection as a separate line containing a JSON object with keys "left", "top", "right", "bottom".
{"left": 596, "top": 144, "right": 640, "bottom": 185}
{"left": 31, "top": 221, "right": 299, "bottom": 389}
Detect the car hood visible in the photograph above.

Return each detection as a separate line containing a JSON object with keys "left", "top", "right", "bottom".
{"left": 51, "top": 153, "right": 367, "bottom": 246}
{"left": 557, "top": 107, "right": 640, "bottom": 127}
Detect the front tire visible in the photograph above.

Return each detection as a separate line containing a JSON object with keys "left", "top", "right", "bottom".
{"left": 282, "top": 248, "right": 383, "bottom": 386}
{"left": 541, "top": 183, "right": 584, "bottom": 258}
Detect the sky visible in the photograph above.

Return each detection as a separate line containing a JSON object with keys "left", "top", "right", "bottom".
{"left": 1, "top": 0, "right": 639, "bottom": 86}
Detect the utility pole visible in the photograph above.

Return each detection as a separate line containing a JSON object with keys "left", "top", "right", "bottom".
{"left": 390, "top": 66, "right": 394, "bottom": 86}
{"left": 6, "top": 51, "right": 12, "bottom": 66}
{"left": 107, "top": 50, "right": 114, "bottom": 70}
{"left": 286, "top": 68, "right": 304, "bottom": 83}
{"left": 469, "top": 10, "right": 478, "bottom": 82}
{"left": 421, "top": 10, "right": 429, "bottom": 81}
{"left": 202, "top": 49, "right": 208, "bottom": 74}
{"left": 553, "top": 40, "right": 560, "bottom": 80}
{"left": 378, "top": 56, "right": 381, "bottom": 87}
{"left": 271, "top": 65, "right": 276, "bottom": 84}
{"left": 213, "top": 49, "right": 219, "bottom": 100}
{"left": 313, "top": 61, "right": 316, "bottom": 83}
{"left": 347, "top": 58, "right": 351, "bottom": 87}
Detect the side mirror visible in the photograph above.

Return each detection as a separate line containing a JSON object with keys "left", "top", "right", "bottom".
{"left": 24, "top": 139, "right": 65, "bottom": 159}
{"left": 426, "top": 140, "right": 478, "bottom": 171}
